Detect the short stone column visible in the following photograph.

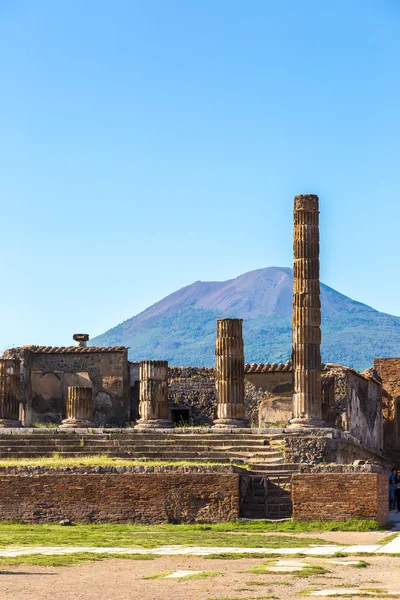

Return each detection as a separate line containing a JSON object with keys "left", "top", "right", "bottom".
{"left": 213, "top": 318, "right": 248, "bottom": 429}
{"left": 60, "top": 386, "right": 94, "bottom": 428}
{"left": 135, "top": 361, "right": 172, "bottom": 429}
{"left": 0, "top": 358, "right": 22, "bottom": 427}
{"left": 289, "top": 194, "right": 325, "bottom": 428}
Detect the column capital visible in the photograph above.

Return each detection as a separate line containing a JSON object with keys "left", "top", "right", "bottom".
{"left": 294, "top": 194, "right": 319, "bottom": 212}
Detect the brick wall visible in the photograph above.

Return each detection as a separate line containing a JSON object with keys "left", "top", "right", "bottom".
{"left": 292, "top": 473, "right": 388, "bottom": 524}
{"left": 0, "top": 472, "right": 239, "bottom": 524}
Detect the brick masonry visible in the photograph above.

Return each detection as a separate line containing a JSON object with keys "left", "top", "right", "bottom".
{"left": 0, "top": 472, "right": 240, "bottom": 524}
{"left": 291, "top": 473, "right": 389, "bottom": 524}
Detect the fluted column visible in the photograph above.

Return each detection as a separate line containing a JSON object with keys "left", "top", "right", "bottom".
{"left": 289, "top": 194, "right": 325, "bottom": 428}
{"left": 0, "top": 359, "right": 22, "bottom": 427}
{"left": 135, "top": 360, "right": 172, "bottom": 429}
{"left": 213, "top": 318, "right": 249, "bottom": 429}
{"left": 60, "top": 386, "right": 94, "bottom": 428}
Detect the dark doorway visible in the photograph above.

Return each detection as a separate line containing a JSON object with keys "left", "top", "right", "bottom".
{"left": 171, "top": 408, "right": 190, "bottom": 426}
{"left": 130, "top": 382, "right": 140, "bottom": 421}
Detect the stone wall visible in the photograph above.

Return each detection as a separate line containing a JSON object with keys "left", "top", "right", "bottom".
{"left": 284, "top": 429, "right": 387, "bottom": 467}
{"left": 292, "top": 473, "right": 388, "bottom": 524}
{"left": 168, "top": 367, "right": 216, "bottom": 425}
{"left": 374, "top": 358, "right": 400, "bottom": 458}
{"left": 167, "top": 367, "right": 284, "bottom": 426}
{"left": 0, "top": 470, "right": 239, "bottom": 524}
{"left": 4, "top": 347, "right": 130, "bottom": 426}
{"left": 347, "top": 370, "right": 382, "bottom": 454}
{"left": 167, "top": 365, "right": 382, "bottom": 446}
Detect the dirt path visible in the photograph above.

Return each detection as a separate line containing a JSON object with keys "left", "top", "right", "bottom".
{"left": 1, "top": 555, "right": 400, "bottom": 600}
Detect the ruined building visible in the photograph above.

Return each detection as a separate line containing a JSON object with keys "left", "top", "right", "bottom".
{"left": 0, "top": 193, "right": 397, "bottom": 525}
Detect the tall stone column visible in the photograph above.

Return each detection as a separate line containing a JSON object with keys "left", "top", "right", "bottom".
{"left": 213, "top": 318, "right": 248, "bottom": 429}
{"left": 135, "top": 360, "right": 172, "bottom": 429}
{"left": 289, "top": 194, "right": 325, "bottom": 428}
{"left": 60, "top": 386, "right": 94, "bottom": 428}
{"left": 0, "top": 358, "right": 22, "bottom": 427}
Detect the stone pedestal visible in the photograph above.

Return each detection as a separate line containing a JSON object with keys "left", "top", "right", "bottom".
{"left": 288, "top": 194, "right": 325, "bottom": 428}
{"left": 135, "top": 361, "right": 172, "bottom": 429}
{"left": 0, "top": 359, "right": 22, "bottom": 427}
{"left": 213, "top": 318, "right": 249, "bottom": 429}
{"left": 60, "top": 386, "right": 94, "bottom": 428}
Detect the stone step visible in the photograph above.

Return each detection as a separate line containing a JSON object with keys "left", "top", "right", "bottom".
{"left": 0, "top": 443, "right": 283, "bottom": 455}
{"left": 0, "top": 432, "right": 284, "bottom": 440}
{"left": 0, "top": 451, "right": 236, "bottom": 462}
{"left": 249, "top": 463, "right": 297, "bottom": 471}
{"left": 0, "top": 438, "right": 280, "bottom": 454}
{"left": 0, "top": 451, "right": 246, "bottom": 461}
{"left": 0, "top": 439, "right": 278, "bottom": 447}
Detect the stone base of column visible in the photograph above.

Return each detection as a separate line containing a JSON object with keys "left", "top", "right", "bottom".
{"left": 212, "top": 418, "right": 249, "bottom": 429}
{"left": 135, "top": 419, "right": 173, "bottom": 429}
{"left": 286, "top": 416, "right": 327, "bottom": 429}
{"left": 0, "top": 418, "right": 22, "bottom": 428}
{"left": 59, "top": 418, "right": 95, "bottom": 429}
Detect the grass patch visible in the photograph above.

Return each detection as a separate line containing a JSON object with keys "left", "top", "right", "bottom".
{"left": 250, "top": 561, "right": 329, "bottom": 578}
{"left": 144, "top": 570, "right": 221, "bottom": 580}
{"left": 298, "top": 586, "right": 391, "bottom": 598}
{"left": 0, "top": 523, "right": 327, "bottom": 550}
{"left": 352, "top": 560, "right": 369, "bottom": 568}
{"left": 380, "top": 532, "right": 399, "bottom": 545}
{"left": 144, "top": 570, "right": 174, "bottom": 580}
{"left": 294, "top": 565, "right": 330, "bottom": 578}
{"left": 249, "top": 561, "right": 280, "bottom": 574}
{"left": 0, "top": 552, "right": 157, "bottom": 567}
{"left": 0, "top": 454, "right": 248, "bottom": 469}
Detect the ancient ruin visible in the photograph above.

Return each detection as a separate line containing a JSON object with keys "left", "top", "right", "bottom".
{"left": 0, "top": 358, "right": 21, "bottom": 428}
{"left": 213, "top": 318, "right": 248, "bottom": 429}
{"left": 289, "top": 194, "right": 324, "bottom": 428}
{"left": 0, "top": 194, "right": 399, "bottom": 525}
{"left": 135, "top": 360, "right": 172, "bottom": 429}
{"left": 60, "top": 386, "right": 94, "bottom": 428}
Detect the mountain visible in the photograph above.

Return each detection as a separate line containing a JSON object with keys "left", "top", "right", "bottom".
{"left": 90, "top": 267, "right": 400, "bottom": 371}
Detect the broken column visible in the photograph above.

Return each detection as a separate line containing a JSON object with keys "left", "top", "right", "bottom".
{"left": 135, "top": 360, "right": 172, "bottom": 428}
{"left": 213, "top": 318, "right": 248, "bottom": 428}
{"left": 289, "top": 194, "right": 325, "bottom": 428}
{"left": 60, "top": 386, "right": 94, "bottom": 428}
{"left": 0, "top": 358, "right": 21, "bottom": 427}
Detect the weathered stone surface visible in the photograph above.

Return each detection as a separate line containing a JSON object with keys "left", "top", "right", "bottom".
{"left": 4, "top": 343, "right": 130, "bottom": 426}
{"left": 0, "top": 358, "right": 21, "bottom": 428}
{"left": 374, "top": 357, "right": 400, "bottom": 462}
{"left": 213, "top": 319, "right": 249, "bottom": 428}
{"left": 136, "top": 361, "right": 172, "bottom": 429}
{"left": 289, "top": 194, "right": 325, "bottom": 428}
{"left": 60, "top": 386, "right": 94, "bottom": 428}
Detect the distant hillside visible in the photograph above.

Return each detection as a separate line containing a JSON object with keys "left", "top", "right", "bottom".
{"left": 91, "top": 267, "right": 400, "bottom": 371}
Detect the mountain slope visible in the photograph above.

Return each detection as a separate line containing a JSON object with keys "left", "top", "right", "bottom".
{"left": 91, "top": 267, "right": 400, "bottom": 371}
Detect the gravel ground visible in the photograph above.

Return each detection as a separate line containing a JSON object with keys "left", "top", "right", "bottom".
{"left": 1, "top": 554, "right": 400, "bottom": 600}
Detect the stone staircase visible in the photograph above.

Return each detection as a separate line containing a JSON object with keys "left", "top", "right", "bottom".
{"left": 0, "top": 430, "right": 297, "bottom": 519}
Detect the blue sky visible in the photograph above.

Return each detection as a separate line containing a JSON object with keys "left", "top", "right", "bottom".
{"left": 1, "top": 0, "right": 399, "bottom": 349}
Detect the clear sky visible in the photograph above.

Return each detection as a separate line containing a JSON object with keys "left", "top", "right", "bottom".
{"left": 1, "top": 0, "right": 399, "bottom": 349}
